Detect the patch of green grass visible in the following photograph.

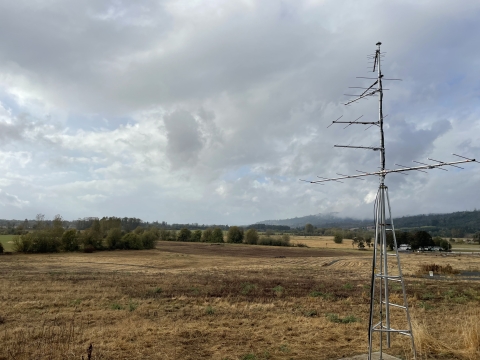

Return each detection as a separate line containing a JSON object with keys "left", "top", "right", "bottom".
{"left": 309, "top": 291, "right": 333, "bottom": 300}
{"left": 190, "top": 287, "right": 200, "bottom": 295}
{"left": 325, "top": 313, "right": 358, "bottom": 324}
{"left": 240, "top": 354, "right": 257, "bottom": 360}
{"left": 241, "top": 283, "right": 257, "bottom": 295}
{"left": 205, "top": 305, "right": 215, "bottom": 315}
{"left": 391, "top": 283, "right": 403, "bottom": 291}
{"left": 462, "top": 287, "right": 478, "bottom": 298}
{"left": 342, "top": 315, "right": 359, "bottom": 323}
{"left": 445, "top": 288, "right": 456, "bottom": 298}
{"left": 70, "top": 299, "right": 82, "bottom": 306}
{"left": 418, "top": 301, "right": 434, "bottom": 310}
{"left": 129, "top": 301, "right": 138, "bottom": 312}
{"left": 452, "top": 295, "right": 468, "bottom": 304}
{"left": 421, "top": 292, "right": 435, "bottom": 300}
{"left": 303, "top": 309, "right": 317, "bottom": 317}
{"left": 111, "top": 303, "right": 123, "bottom": 310}
{"left": 261, "top": 351, "right": 270, "bottom": 359}
{"left": 272, "top": 285, "right": 284, "bottom": 296}
{"left": 279, "top": 344, "right": 290, "bottom": 353}
{"left": 147, "top": 287, "right": 163, "bottom": 298}
{"left": 0, "top": 234, "right": 15, "bottom": 252}
{"left": 342, "top": 283, "right": 353, "bottom": 290}
{"left": 442, "top": 287, "right": 473, "bottom": 303}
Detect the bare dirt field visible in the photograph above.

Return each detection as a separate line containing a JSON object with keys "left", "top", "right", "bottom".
{"left": 1, "top": 242, "right": 480, "bottom": 360}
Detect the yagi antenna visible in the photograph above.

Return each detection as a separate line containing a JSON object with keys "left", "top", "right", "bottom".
{"left": 301, "top": 42, "right": 478, "bottom": 360}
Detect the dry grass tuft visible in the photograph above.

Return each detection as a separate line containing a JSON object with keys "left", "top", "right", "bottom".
{"left": 418, "top": 263, "right": 460, "bottom": 275}
{"left": 412, "top": 310, "right": 480, "bottom": 360}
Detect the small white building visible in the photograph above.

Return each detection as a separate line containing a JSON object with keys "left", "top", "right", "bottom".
{"left": 398, "top": 244, "right": 411, "bottom": 251}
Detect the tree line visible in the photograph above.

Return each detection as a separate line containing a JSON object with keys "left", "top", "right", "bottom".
{"left": 9, "top": 215, "right": 298, "bottom": 253}
{"left": 158, "top": 226, "right": 293, "bottom": 247}
{"left": 325, "top": 227, "right": 453, "bottom": 251}
{"left": 13, "top": 215, "right": 159, "bottom": 253}
{"left": 386, "top": 230, "right": 452, "bottom": 251}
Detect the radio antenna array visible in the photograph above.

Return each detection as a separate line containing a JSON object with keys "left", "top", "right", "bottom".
{"left": 302, "top": 42, "right": 478, "bottom": 360}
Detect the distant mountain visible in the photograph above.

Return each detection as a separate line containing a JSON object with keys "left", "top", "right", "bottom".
{"left": 257, "top": 213, "right": 371, "bottom": 229}
{"left": 257, "top": 210, "right": 480, "bottom": 235}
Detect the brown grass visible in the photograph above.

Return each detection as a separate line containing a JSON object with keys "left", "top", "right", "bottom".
{"left": 418, "top": 263, "right": 460, "bottom": 275}
{"left": 290, "top": 236, "right": 359, "bottom": 250}
{"left": 1, "top": 244, "right": 480, "bottom": 359}
{"left": 412, "top": 310, "right": 480, "bottom": 359}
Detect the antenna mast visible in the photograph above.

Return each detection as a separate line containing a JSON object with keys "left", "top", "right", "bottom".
{"left": 302, "top": 42, "right": 479, "bottom": 360}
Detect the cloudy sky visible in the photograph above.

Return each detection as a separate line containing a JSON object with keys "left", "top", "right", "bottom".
{"left": 0, "top": 0, "right": 479, "bottom": 224}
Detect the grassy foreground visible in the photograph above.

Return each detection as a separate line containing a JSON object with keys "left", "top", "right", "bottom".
{"left": 1, "top": 241, "right": 480, "bottom": 359}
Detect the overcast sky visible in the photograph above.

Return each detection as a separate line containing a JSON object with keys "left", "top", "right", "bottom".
{"left": 0, "top": 0, "right": 479, "bottom": 224}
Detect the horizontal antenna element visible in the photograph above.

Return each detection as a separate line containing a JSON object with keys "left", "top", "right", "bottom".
{"left": 305, "top": 157, "right": 476, "bottom": 184}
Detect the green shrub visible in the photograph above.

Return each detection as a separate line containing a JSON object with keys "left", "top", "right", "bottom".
{"left": 192, "top": 230, "right": 202, "bottom": 242}
{"left": 158, "top": 229, "right": 175, "bottom": 241}
{"left": 122, "top": 233, "right": 143, "bottom": 250}
{"left": 211, "top": 228, "right": 224, "bottom": 243}
{"left": 61, "top": 229, "right": 79, "bottom": 252}
{"left": 245, "top": 228, "right": 259, "bottom": 245}
{"left": 159, "top": 229, "right": 170, "bottom": 241}
{"left": 177, "top": 228, "right": 192, "bottom": 242}
{"left": 106, "top": 228, "right": 123, "bottom": 249}
{"left": 201, "top": 228, "right": 213, "bottom": 242}
{"left": 227, "top": 226, "right": 244, "bottom": 243}
{"left": 13, "top": 235, "right": 29, "bottom": 252}
{"left": 258, "top": 236, "right": 290, "bottom": 247}
{"left": 81, "top": 228, "right": 103, "bottom": 250}
{"left": 334, "top": 233, "right": 343, "bottom": 244}
{"left": 141, "top": 229, "right": 158, "bottom": 249}
{"left": 133, "top": 226, "right": 144, "bottom": 235}
{"left": 14, "top": 231, "right": 62, "bottom": 253}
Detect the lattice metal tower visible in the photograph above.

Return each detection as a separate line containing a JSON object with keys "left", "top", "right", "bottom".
{"left": 301, "top": 42, "right": 478, "bottom": 360}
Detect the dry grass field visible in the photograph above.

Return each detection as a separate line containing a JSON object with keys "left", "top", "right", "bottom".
{"left": 290, "top": 235, "right": 357, "bottom": 250}
{"left": 1, "top": 241, "right": 480, "bottom": 359}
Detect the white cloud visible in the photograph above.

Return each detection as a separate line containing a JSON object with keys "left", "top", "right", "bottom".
{"left": 0, "top": 189, "right": 29, "bottom": 208}
{"left": 364, "top": 191, "right": 377, "bottom": 204}
{"left": 77, "top": 194, "right": 107, "bottom": 203}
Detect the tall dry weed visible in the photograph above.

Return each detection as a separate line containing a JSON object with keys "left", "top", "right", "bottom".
{"left": 412, "top": 310, "right": 480, "bottom": 360}
{"left": 2, "top": 317, "right": 102, "bottom": 360}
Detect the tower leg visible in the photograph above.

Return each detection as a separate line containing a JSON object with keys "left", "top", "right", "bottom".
{"left": 385, "top": 187, "right": 416, "bottom": 359}
{"left": 368, "top": 185, "right": 416, "bottom": 360}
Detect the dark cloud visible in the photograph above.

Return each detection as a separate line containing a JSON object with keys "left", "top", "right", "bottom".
{"left": 164, "top": 110, "right": 204, "bottom": 169}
